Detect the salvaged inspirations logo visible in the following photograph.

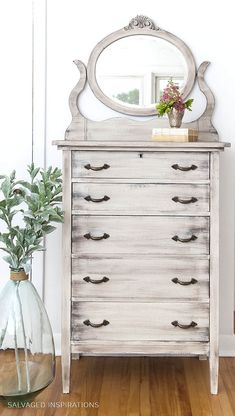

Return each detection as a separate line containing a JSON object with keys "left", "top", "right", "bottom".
{"left": 7, "top": 401, "right": 100, "bottom": 409}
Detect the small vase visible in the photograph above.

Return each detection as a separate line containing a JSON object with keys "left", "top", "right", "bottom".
{"left": 0, "top": 269, "right": 55, "bottom": 403}
{"left": 167, "top": 108, "right": 184, "bottom": 128}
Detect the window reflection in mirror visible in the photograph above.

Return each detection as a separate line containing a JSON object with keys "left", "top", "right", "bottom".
{"left": 96, "top": 35, "right": 187, "bottom": 109}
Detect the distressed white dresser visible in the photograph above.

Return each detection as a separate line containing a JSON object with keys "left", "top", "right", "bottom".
{"left": 54, "top": 16, "right": 230, "bottom": 394}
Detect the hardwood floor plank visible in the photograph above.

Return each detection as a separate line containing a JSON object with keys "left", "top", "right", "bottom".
{"left": 183, "top": 357, "right": 213, "bottom": 415}
{"left": 0, "top": 357, "right": 235, "bottom": 416}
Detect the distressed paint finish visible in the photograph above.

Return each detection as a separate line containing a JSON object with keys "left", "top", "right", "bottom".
{"left": 71, "top": 341, "right": 209, "bottom": 356}
{"left": 72, "top": 215, "right": 209, "bottom": 255}
{"left": 72, "top": 182, "right": 209, "bottom": 215}
{"left": 72, "top": 151, "right": 209, "bottom": 180}
{"left": 61, "top": 150, "right": 72, "bottom": 393}
{"left": 56, "top": 144, "right": 227, "bottom": 395}
{"left": 71, "top": 301, "right": 209, "bottom": 342}
{"left": 55, "top": 17, "right": 230, "bottom": 394}
{"left": 72, "top": 256, "right": 209, "bottom": 301}
{"left": 209, "top": 152, "right": 220, "bottom": 394}
{"left": 65, "top": 16, "right": 219, "bottom": 141}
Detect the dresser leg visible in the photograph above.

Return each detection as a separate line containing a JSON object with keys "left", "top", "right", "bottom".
{"left": 61, "top": 352, "right": 71, "bottom": 394}
{"left": 209, "top": 353, "right": 219, "bottom": 394}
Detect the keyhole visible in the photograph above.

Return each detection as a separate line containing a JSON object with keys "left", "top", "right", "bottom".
{"left": 139, "top": 153, "right": 143, "bottom": 158}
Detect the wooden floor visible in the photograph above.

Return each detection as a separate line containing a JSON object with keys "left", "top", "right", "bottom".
{"left": 1, "top": 356, "right": 235, "bottom": 415}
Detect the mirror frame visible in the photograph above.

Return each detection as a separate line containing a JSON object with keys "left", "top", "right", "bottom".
{"left": 87, "top": 15, "right": 196, "bottom": 116}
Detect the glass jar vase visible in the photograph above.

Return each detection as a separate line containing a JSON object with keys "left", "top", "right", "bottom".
{"left": 0, "top": 269, "right": 55, "bottom": 400}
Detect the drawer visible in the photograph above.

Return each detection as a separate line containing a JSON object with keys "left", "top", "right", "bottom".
{"left": 72, "top": 302, "right": 209, "bottom": 342}
{"left": 72, "top": 151, "right": 209, "bottom": 180}
{"left": 72, "top": 183, "right": 209, "bottom": 214}
{"left": 72, "top": 257, "right": 209, "bottom": 300}
{"left": 72, "top": 216, "right": 209, "bottom": 255}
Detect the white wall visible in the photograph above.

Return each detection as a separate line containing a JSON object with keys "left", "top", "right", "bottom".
{"left": 1, "top": 0, "right": 235, "bottom": 355}
{"left": 0, "top": 2, "right": 32, "bottom": 284}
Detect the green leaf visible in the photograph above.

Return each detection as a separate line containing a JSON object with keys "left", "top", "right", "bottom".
{"left": 1, "top": 177, "right": 11, "bottom": 198}
{"left": 41, "top": 225, "right": 56, "bottom": 234}
{"left": 2, "top": 255, "right": 15, "bottom": 267}
{"left": 31, "top": 167, "right": 40, "bottom": 180}
{"left": 23, "top": 211, "right": 35, "bottom": 219}
{"left": 10, "top": 170, "right": 16, "bottom": 181}
{"left": 16, "top": 180, "right": 32, "bottom": 191}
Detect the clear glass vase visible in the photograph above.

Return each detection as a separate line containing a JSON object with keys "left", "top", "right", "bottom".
{"left": 0, "top": 270, "right": 55, "bottom": 401}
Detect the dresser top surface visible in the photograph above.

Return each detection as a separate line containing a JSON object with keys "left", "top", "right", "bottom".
{"left": 53, "top": 140, "right": 230, "bottom": 151}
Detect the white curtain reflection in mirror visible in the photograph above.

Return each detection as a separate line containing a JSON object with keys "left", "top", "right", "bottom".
{"left": 96, "top": 35, "right": 187, "bottom": 108}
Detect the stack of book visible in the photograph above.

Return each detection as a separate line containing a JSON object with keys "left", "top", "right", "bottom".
{"left": 152, "top": 128, "right": 198, "bottom": 142}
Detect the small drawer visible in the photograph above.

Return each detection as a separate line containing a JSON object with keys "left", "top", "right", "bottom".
{"left": 72, "top": 216, "right": 209, "bottom": 255}
{"left": 72, "top": 302, "right": 209, "bottom": 342}
{"left": 72, "top": 257, "right": 209, "bottom": 301}
{"left": 72, "top": 151, "right": 209, "bottom": 180}
{"left": 72, "top": 183, "right": 209, "bottom": 215}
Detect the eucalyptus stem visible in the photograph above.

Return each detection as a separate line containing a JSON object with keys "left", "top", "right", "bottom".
{"left": 15, "top": 282, "right": 31, "bottom": 393}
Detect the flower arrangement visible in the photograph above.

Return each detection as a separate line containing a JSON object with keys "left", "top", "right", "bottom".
{"left": 0, "top": 163, "right": 63, "bottom": 273}
{"left": 156, "top": 80, "right": 193, "bottom": 116}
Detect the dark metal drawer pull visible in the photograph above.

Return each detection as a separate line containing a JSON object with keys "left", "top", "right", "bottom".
{"left": 84, "top": 163, "right": 110, "bottom": 171}
{"left": 84, "top": 232, "right": 110, "bottom": 240}
{"left": 171, "top": 320, "right": 197, "bottom": 329}
{"left": 172, "top": 235, "right": 197, "bottom": 243}
{"left": 172, "top": 164, "right": 198, "bottom": 171}
{"left": 172, "top": 196, "right": 198, "bottom": 204}
{"left": 83, "top": 319, "right": 110, "bottom": 328}
{"left": 172, "top": 277, "right": 198, "bottom": 286}
{"left": 83, "top": 276, "right": 109, "bottom": 284}
{"left": 84, "top": 195, "right": 110, "bottom": 203}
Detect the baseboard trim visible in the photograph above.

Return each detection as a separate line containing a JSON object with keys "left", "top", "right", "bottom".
{"left": 220, "top": 335, "right": 235, "bottom": 356}
{"left": 53, "top": 333, "right": 235, "bottom": 357}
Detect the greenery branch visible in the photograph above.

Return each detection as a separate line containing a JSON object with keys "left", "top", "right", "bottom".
{"left": 0, "top": 164, "right": 64, "bottom": 273}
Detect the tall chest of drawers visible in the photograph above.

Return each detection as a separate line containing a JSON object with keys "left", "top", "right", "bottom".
{"left": 54, "top": 140, "right": 229, "bottom": 395}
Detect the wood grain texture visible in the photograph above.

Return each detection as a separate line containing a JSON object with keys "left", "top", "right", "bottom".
{"left": 72, "top": 182, "right": 209, "bottom": 215}
{"left": 71, "top": 340, "right": 209, "bottom": 355}
{"left": 2, "top": 357, "right": 235, "bottom": 416}
{"left": 209, "top": 152, "right": 220, "bottom": 394}
{"left": 72, "top": 215, "right": 209, "bottom": 255}
{"left": 61, "top": 150, "right": 72, "bottom": 393}
{"left": 72, "top": 150, "right": 209, "bottom": 180}
{"left": 54, "top": 140, "right": 230, "bottom": 149}
{"left": 72, "top": 256, "right": 209, "bottom": 301}
{"left": 72, "top": 301, "right": 209, "bottom": 342}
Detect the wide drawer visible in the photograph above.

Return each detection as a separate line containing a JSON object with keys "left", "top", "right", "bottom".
{"left": 72, "top": 302, "right": 209, "bottom": 341}
{"left": 72, "top": 151, "right": 209, "bottom": 180}
{"left": 72, "top": 216, "right": 209, "bottom": 255}
{"left": 72, "top": 183, "right": 209, "bottom": 214}
{"left": 72, "top": 257, "right": 209, "bottom": 301}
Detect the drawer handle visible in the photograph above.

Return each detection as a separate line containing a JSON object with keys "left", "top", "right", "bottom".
{"left": 84, "top": 232, "right": 110, "bottom": 240}
{"left": 171, "top": 320, "right": 198, "bottom": 329}
{"left": 84, "top": 195, "right": 110, "bottom": 203}
{"left": 83, "top": 276, "right": 109, "bottom": 284}
{"left": 172, "top": 196, "right": 198, "bottom": 204}
{"left": 84, "top": 163, "right": 110, "bottom": 171}
{"left": 172, "top": 164, "right": 198, "bottom": 171}
{"left": 172, "top": 277, "right": 198, "bottom": 286}
{"left": 83, "top": 319, "right": 110, "bottom": 328}
{"left": 172, "top": 235, "right": 197, "bottom": 243}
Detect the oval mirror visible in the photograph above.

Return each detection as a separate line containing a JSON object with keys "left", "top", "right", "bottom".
{"left": 87, "top": 22, "right": 196, "bottom": 116}
{"left": 97, "top": 36, "right": 187, "bottom": 108}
